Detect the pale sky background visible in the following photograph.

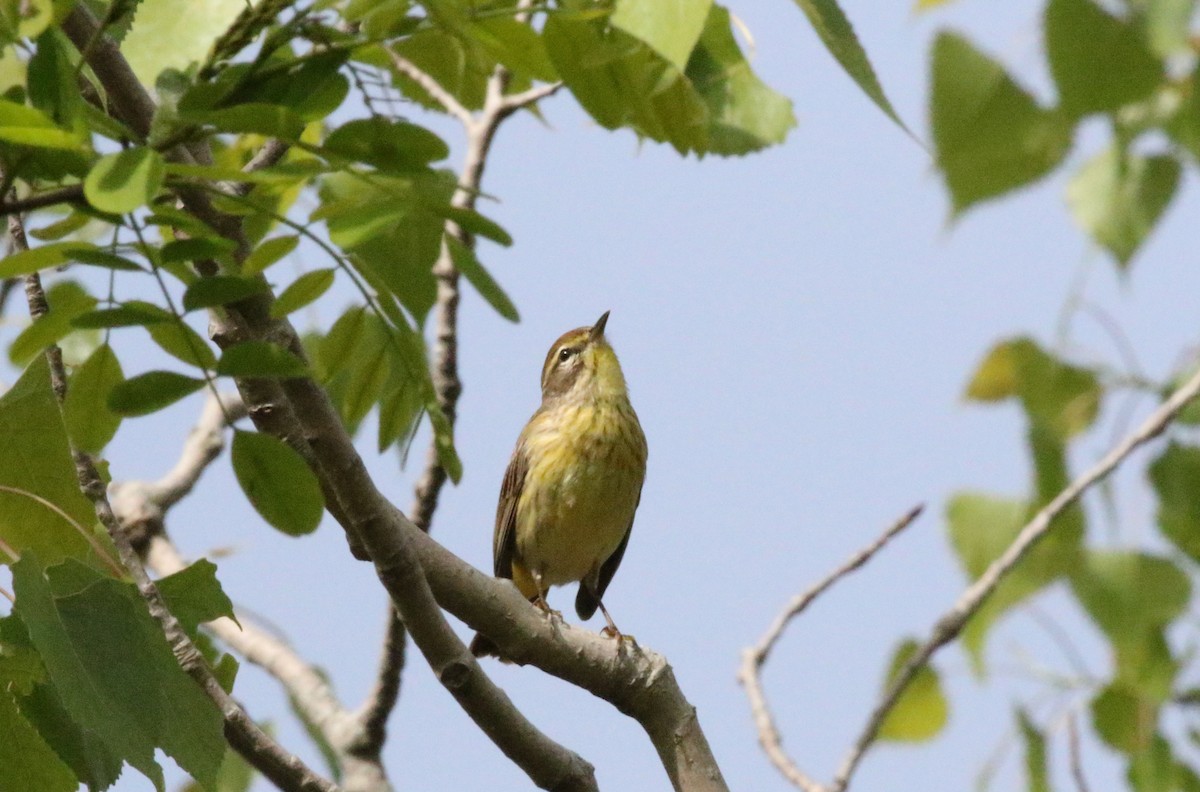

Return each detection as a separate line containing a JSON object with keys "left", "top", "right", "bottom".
{"left": 6, "top": 0, "right": 1200, "bottom": 789}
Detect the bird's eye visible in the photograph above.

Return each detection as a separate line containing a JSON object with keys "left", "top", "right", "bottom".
{"left": 558, "top": 347, "right": 574, "bottom": 362}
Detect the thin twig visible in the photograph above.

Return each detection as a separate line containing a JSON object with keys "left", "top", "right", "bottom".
{"left": 737, "top": 506, "right": 924, "bottom": 792}
{"left": 0, "top": 185, "right": 86, "bottom": 216}
{"left": 1066, "top": 712, "right": 1089, "bottom": 792}
{"left": 10, "top": 207, "right": 339, "bottom": 792}
{"left": 384, "top": 49, "right": 472, "bottom": 127}
{"left": 498, "top": 81, "right": 564, "bottom": 115}
{"left": 828, "top": 364, "right": 1200, "bottom": 792}
{"left": 110, "top": 392, "right": 392, "bottom": 791}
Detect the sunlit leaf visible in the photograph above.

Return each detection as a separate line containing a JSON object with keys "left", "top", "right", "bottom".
{"left": 1066, "top": 147, "right": 1180, "bottom": 267}
{"left": 877, "top": 638, "right": 948, "bottom": 742}
{"left": 83, "top": 148, "right": 166, "bottom": 214}
{"left": 610, "top": 0, "right": 711, "bottom": 70}
{"left": 931, "top": 32, "right": 1072, "bottom": 215}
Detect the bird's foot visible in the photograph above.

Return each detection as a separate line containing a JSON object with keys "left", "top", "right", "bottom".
{"left": 532, "top": 596, "right": 563, "bottom": 623}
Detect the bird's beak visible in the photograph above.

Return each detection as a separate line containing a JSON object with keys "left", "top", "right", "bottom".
{"left": 589, "top": 310, "right": 610, "bottom": 343}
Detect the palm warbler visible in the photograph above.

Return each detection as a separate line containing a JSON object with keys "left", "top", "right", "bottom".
{"left": 470, "top": 311, "right": 647, "bottom": 658}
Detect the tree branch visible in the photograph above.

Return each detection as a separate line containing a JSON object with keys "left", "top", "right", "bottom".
{"left": 109, "top": 392, "right": 391, "bottom": 792}
{"left": 384, "top": 49, "right": 472, "bottom": 127}
{"left": 10, "top": 211, "right": 339, "bottom": 792}
{"left": 0, "top": 185, "right": 86, "bottom": 217}
{"left": 357, "top": 36, "right": 557, "bottom": 754}
{"left": 738, "top": 505, "right": 924, "bottom": 792}
{"left": 826, "top": 365, "right": 1200, "bottom": 792}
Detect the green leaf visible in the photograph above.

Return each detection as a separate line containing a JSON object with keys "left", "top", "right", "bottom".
{"left": 269, "top": 268, "right": 336, "bottom": 319}
{"left": 931, "top": 32, "right": 1072, "bottom": 215}
{"left": 63, "top": 343, "right": 124, "bottom": 454}
{"left": 877, "top": 638, "right": 948, "bottom": 742}
{"left": 8, "top": 281, "right": 96, "bottom": 366}
{"left": 543, "top": 13, "right": 713, "bottom": 154}
{"left": 187, "top": 103, "right": 306, "bottom": 139}
{"left": 1139, "top": 0, "right": 1198, "bottom": 57}
{"left": 12, "top": 677, "right": 123, "bottom": 791}
{"left": 1045, "top": 0, "right": 1162, "bottom": 119}
{"left": 242, "top": 234, "right": 299, "bottom": 276}
{"left": 471, "top": 17, "right": 558, "bottom": 83}
{"left": 386, "top": 30, "right": 491, "bottom": 113}
{"left": 1071, "top": 551, "right": 1189, "bottom": 649}
{"left": 446, "top": 237, "right": 518, "bottom": 322}
{"left": 790, "top": 0, "right": 905, "bottom": 131}
{"left": 378, "top": 371, "right": 422, "bottom": 453}
{"left": 0, "top": 691, "right": 77, "bottom": 792}
{"left": 121, "top": 0, "right": 248, "bottom": 85}
{"left": 1092, "top": 682, "right": 1156, "bottom": 754}
{"left": 72, "top": 302, "right": 172, "bottom": 330}
{"left": 157, "top": 559, "right": 238, "bottom": 635}
{"left": 230, "top": 430, "right": 323, "bottom": 536}
{"left": 83, "top": 148, "right": 166, "bottom": 214}
{"left": 0, "top": 359, "right": 97, "bottom": 566}
{"left": 12, "top": 556, "right": 225, "bottom": 789}
{"left": 1150, "top": 443, "right": 1200, "bottom": 563}
{"left": 0, "top": 98, "right": 82, "bottom": 149}
{"left": 610, "top": 0, "right": 712, "bottom": 70}
{"left": 107, "top": 370, "right": 206, "bottom": 416}
{"left": 1016, "top": 709, "right": 1050, "bottom": 792}
{"left": 434, "top": 205, "right": 513, "bottom": 247}
{"left": 319, "top": 171, "right": 449, "bottom": 323}
{"left": 160, "top": 237, "right": 238, "bottom": 265}
{"left": 182, "top": 276, "right": 267, "bottom": 311}
{"left": 322, "top": 118, "right": 449, "bottom": 172}
{"left": 29, "top": 212, "right": 91, "bottom": 242}
{"left": 64, "top": 247, "right": 147, "bottom": 272}
{"left": 146, "top": 319, "right": 218, "bottom": 370}
{"left": 0, "top": 241, "right": 77, "bottom": 278}
{"left": 216, "top": 341, "right": 309, "bottom": 378}
{"left": 685, "top": 5, "right": 797, "bottom": 155}
{"left": 28, "top": 30, "right": 80, "bottom": 129}
{"left": 947, "top": 491, "right": 1081, "bottom": 672}
{"left": 1066, "top": 147, "right": 1180, "bottom": 268}
{"left": 964, "top": 337, "right": 1100, "bottom": 439}
{"left": 428, "top": 401, "right": 462, "bottom": 484}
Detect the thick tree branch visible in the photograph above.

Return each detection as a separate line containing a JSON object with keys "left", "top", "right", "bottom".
{"left": 58, "top": 10, "right": 713, "bottom": 790}
{"left": 61, "top": 11, "right": 596, "bottom": 788}
{"left": 738, "top": 506, "right": 924, "bottom": 792}
{"left": 10, "top": 212, "right": 339, "bottom": 792}
{"left": 358, "top": 41, "right": 560, "bottom": 754}
{"left": 824, "top": 366, "right": 1200, "bottom": 792}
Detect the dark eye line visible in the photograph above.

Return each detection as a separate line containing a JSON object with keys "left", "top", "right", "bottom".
{"left": 558, "top": 346, "right": 576, "bottom": 362}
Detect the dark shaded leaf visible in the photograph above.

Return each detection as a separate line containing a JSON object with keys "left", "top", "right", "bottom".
{"left": 63, "top": 343, "right": 123, "bottom": 454}
{"left": 107, "top": 370, "right": 206, "bottom": 416}
{"left": 216, "top": 341, "right": 309, "bottom": 378}
{"left": 182, "top": 276, "right": 267, "bottom": 311}
{"left": 446, "top": 236, "right": 518, "bottom": 322}
{"left": 230, "top": 431, "right": 323, "bottom": 536}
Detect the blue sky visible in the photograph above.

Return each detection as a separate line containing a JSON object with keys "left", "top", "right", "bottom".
{"left": 9, "top": 0, "right": 1200, "bottom": 789}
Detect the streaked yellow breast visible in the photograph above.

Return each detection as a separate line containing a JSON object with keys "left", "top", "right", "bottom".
{"left": 514, "top": 397, "right": 647, "bottom": 588}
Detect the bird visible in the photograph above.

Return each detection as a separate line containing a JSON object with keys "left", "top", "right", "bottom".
{"left": 470, "top": 311, "right": 648, "bottom": 659}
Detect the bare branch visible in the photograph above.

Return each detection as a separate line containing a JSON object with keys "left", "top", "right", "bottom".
{"left": 1067, "top": 712, "right": 1089, "bottom": 792}
{"left": 10, "top": 210, "right": 339, "bottom": 792}
{"left": 222, "top": 138, "right": 292, "bottom": 198}
{"left": 498, "top": 81, "right": 564, "bottom": 115}
{"left": 384, "top": 49, "right": 473, "bottom": 127}
{"left": 0, "top": 185, "right": 86, "bottom": 216}
{"left": 111, "top": 392, "right": 390, "bottom": 791}
{"left": 828, "top": 365, "right": 1200, "bottom": 792}
{"left": 738, "top": 506, "right": 924, "bottom": 792}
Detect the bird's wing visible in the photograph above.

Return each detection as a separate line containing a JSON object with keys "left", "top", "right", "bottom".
{"left": 594, "top": 483, "right": 643, "bottom": 600}
{"left": 492, "top": 439, "right": 527, "bottom": 579}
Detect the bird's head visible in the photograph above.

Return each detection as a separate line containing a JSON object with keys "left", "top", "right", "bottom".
{"left": 540, "top": 311, "right": 627, "bottom": 403}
